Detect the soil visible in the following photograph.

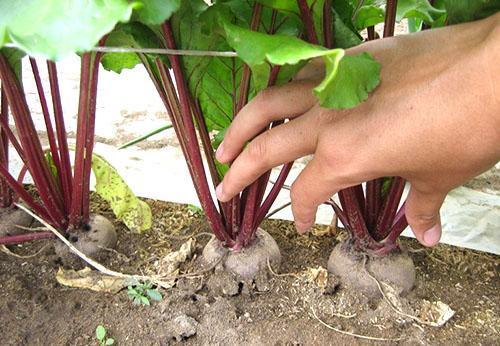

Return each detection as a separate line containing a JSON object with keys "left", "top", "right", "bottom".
{"left": 0, "top": 207, "right": 34, "bottom": 237}
{"left": 0, "top": 194, "right": 498, "bottom": 345}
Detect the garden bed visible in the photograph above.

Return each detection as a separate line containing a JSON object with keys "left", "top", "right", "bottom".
{"left": 0, "top": 194, "right": 498, "bottom": 345}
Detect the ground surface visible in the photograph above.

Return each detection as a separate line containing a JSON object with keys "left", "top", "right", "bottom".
{"left": 0, "top": 195, "right": 498, "bottom": 345}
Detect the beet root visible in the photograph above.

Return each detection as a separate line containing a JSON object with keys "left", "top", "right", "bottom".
{"left": 0, "top": 207, "right": 34, "bottom": 237}
{"left": 327, "top": 240, "right": 416, "bottom": 298}
{"left": 202, "top": 229, "right": 281, "bottom": 292}
{"left": 55, "top": 214, "right": 117, "bottom": 267}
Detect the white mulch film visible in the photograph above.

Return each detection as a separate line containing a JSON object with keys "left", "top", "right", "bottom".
{"left": 8, "top": 54, "right": 499, "bottom": 255}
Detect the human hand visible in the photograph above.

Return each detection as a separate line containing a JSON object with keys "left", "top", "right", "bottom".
{"left": 215, "top": 14, "right": 500, "bottom": 247}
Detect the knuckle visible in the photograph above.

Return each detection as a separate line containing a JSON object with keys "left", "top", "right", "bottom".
{"left": 245, "top": 135, "right": 269, "bottom": 164}
{"left": 406, "top": 210, "right": 438, "bottom": 229}
{"left": 254, "top": 87, "right": 275, "bottom": 107}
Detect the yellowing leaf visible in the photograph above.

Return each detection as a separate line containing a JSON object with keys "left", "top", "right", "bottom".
{"left": 91, "top": 153, "right": 152, "bottom": 233}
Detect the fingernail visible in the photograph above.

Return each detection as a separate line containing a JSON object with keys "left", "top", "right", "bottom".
{"left": 216, "top": 182, "right": 225, "bottom": 201}
{"left": 216, "top": 142, "right": 224, "bottom": 160}
{"left": 295, "top": 221, "right": 313, "bottom": 234}
{"left": 423, "top": 224, "right": 441, "bottom": 246}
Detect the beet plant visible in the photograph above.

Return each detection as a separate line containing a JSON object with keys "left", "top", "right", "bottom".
{"left": 0, "top": 1, "right": 151, "bottom": 258}
{"left": 95, "top": 0, "right": 446, "bottom": 283}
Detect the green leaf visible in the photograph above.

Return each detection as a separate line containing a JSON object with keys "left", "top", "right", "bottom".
{"left": 223, "top": 23, "right": 380, "bottom": 109}
{"left": 0, "top": 47, "right": 25, "bottom": 82}
{"left": 396, "top": 0, "right": 446, "bottom": 25}
{"left": 146, "top": 289, "right": 163, "bottom": 301}
{"left": 0, "top": 0, "right": 140, "bottom": 60}
{"left": 106, "top": 338, "right": 115, "bottom": 346}
{"left": 354, "top": 5, "right": 385, "bottom": 30}
{"left": 91, "top": 153, "right": 152, "bottom": 233}
{"left": 314, "top": 52, "right": 380, "bottom": 109}
{"left": 442, "top": 0, "right": 500, "bottom": 24}
{"left": 140, "top": 296, "right": 150, "bottom": 306}
{"left": 100, "top": 31, "right": 141, "bottom": 73}
{"left": 44, "top": 151, "right": 59, "bottom": 181}
{"left": 332, "top": 9, "right": 363, "bottom": 49}
{"left": 134, "top": 0, "right": 180, "bottom": 25}
{"left": 101, "top": 22, "right": 165, "bottom": 73}
{"left": 96, "top": 325, "right": 106, "bottom": 341}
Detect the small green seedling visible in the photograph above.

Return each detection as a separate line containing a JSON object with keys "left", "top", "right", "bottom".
{"left": 187, "top": 204, "right": 203, "bottom": 215}
{"left": 96, "top": 325, "right": 114, "bottom": 346}
{"left": 127, "top": 279, "right": 163, "bottom": 306}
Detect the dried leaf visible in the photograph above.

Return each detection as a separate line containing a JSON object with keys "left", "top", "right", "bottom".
{"left": 56, "top": 267, "right": 127, "bottom": 294}
{"left": 419, "top": 300, "right": 455, "bottom": 327}
{"left": 304, "top": 266, "right": 329, "bottom": 289}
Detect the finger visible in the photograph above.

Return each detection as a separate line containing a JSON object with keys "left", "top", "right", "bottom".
{"left": 294, "top": 57, "right": 325, "bottom": 81}
{"left": 216, "top": 115, "right": 318, "bottom": 202}
{"left": 405, "top": 185, "right": 446, "bottom": 247}
{"left": 290, "top": 154, "right": 358, "bottom": 234}
{"left": 216, "top": 80, "right": 317, "bottom": 163}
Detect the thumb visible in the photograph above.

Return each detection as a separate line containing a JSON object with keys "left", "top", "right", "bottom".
{"left": 405, "top": 185, "right": 447, "bottom": 247}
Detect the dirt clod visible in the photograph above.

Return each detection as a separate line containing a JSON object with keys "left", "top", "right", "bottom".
{"left": 327, "top": 240, "right": 416, "bottom": 298}
{"left": 0, "top": 207, "right": 34, "bottom": 237}
{"left": 166, "top": 314, "right": 199, "bottom": 341}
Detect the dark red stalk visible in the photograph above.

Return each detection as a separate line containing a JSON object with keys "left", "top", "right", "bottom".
{"left": 372, "top": 177, "right": 405, "bottom": 241}
{"left": 338, "top": 189, "right": 382, "bottom": 251}
{"left": 161, "top": 22, "right": 233, "bottom": 246}
{"left": 81, "top": 53, "right": 103, "bottom": 223}
{"left": 69, "top": 53, "right": 92, "bottom": 227}
{"left": 385, "top": 202, "right": 408, "bottom": 244}
{"left": 0, "top": 54, "right": 65, "bottom": 227}
{"left": 297, "top": 0, "right": 319, "bottom": 44}
{"left": 323, "top": 0, "right": 334, "bottom": 48}
{"left": 0, "top": 164, "right": 52, "bottom": 222}
{"left": 365, "top": 178, "right": 382, "bottom": 230}
{"left": 383, "top": 0, "right": 398, "bottom": 37}
{"left": 231, "top": 3, "right": 264, "bottom": 237}
{"left": 0, "top": 231, "right": 55, "bottom": 245}
{"left": 254, "top": 162, "right": 293, "bottom": 227}
{"left": 29, "top": 58, "right": 63, "bottom": 179}
{"left": 324, "top": 199, "right": 350, "bottom": 231}
{"left": 367, "top": 26, "right": 376, "bottom": 40}
{"left": 0, "top": 116, "right": 27, "bottom": 165}
{"left": 190, "top": 97, "right": 231, "bottom": 227}
{"left": 47, "top": 62, "right": 73, "bottom": 211}
{"left": 237, "top": 65, "right": 282, "bottom": 246}
{"left": 0, "top": 86, "right": 11, "bottom": 207}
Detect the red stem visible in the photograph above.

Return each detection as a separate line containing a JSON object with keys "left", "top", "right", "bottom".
{"left": 29, "top": 58, "right": 63, "bottom": 182}
{"left": 0, "top": 231, "right": 55, "bottom": 245}
{"left": 323, "top": 0, "right": 334, "bottom": 48}
{"left": 297, "top": 0, "right": 319, "bottom": 44}
{"left": 161, "top": 22, "right": 233, "bottom": 246}
{"left": 0, "top": 115, "right": 26, "bottom": 165}
{"left": 69, "top": 53, "right": 92, "bottom": 227}
{"left": 338, "top": 189, "right": 382, "bottom": 251}
{"left": 81, "top": 52, "right": 103, "bottom": 223}
{"left": 255, "top": 162, "right": 293, "bottom": 227}
{"left": 365, "top": 178, "right": 382, "bottom": 230}
{"left": 373, "top": 177, "right": 405, "bottom": 241}
{"left": 324, "top": 199, "right": 350, "bottom": 230}
{"left": 0, "top": 53, "right": 65, "bottom": 228}
{"left": 0, "top": 85, "right": 12, "bottom": 207}
{"left": 385, "top": 202, "right": 408, "bottom": 244}
{"left": 367, "top": 26, "right": 376, "bottom": 40}
{"left": 47, "top": 62, "right": 73, "bottom": 212}
{"left": 0, "top": 164, "right": 52, "bottom": 222}
{"left": 383, "top": 0, "right": 398, "bottom": 37}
